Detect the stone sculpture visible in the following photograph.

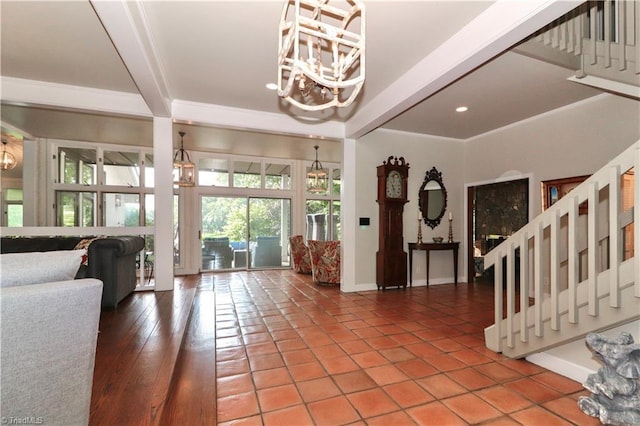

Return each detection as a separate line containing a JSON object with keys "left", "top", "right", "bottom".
{"left": 578, "top": 332, "right": 640, "bottom": 425}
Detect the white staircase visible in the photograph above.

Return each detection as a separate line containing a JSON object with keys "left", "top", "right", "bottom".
{"left": 515, "top": 0, "right": 640, "bottom": 98}
{"left": 484, "top": 140, "right": 640, "bottom": 359}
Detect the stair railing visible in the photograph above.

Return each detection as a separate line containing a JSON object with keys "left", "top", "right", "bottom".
{"left": 534, "top": 0, "right": 639, "bottom": 76}
{"left": 484, "top": 140, "right": 639, "bottom": 358}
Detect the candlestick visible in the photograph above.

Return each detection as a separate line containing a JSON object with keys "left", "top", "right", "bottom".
{"left": 447, "top": 217, "right": 454, "bottom": 243}
{"left": 417, "top": 216, "right": 423, "bottom": 244}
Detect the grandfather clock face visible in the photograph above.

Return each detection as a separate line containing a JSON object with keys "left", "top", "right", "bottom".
{"left": 386, "top": 170, "right": 403, "bottom": 198}
{"left": 376, "top": 156, "right": 409, "bottom": 290}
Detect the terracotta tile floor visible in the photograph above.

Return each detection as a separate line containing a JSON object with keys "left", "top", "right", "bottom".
{"left": 213, "top": 270, "right": 597, "bottom": 425}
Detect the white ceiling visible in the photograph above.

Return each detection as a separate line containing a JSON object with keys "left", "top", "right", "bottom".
{"left": 1, "top": 0, "right": 603, "bottom": 154}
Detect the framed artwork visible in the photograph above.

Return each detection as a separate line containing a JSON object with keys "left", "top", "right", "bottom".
{"left": 541, "top": 175, "right": 590, "bottom": 212}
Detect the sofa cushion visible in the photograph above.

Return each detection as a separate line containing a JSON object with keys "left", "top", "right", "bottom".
{"left": 0, "top": 250, "right": 85, "bottom": 287}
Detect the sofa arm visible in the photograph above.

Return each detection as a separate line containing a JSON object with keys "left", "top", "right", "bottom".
{"left": 0, "top": 278, "right": 103, "bottom": 425}
{"left": 87, "top": 236, "right": 145, "bottom": 309}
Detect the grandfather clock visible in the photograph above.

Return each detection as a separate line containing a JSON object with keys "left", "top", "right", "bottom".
{"left": 376, "top": 156, "right": 410, "bottom": 290}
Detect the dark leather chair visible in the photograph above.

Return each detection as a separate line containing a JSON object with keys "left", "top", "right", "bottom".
{"left": 202, "top": 237, "right": 234, "bottom": 269}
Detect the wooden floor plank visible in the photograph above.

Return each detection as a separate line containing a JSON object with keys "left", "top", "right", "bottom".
{"left": 161, "top": 276, "right": 217, "bottom": 425}
{"left": 90, "top": 276, "right": 198, "bottom": 426}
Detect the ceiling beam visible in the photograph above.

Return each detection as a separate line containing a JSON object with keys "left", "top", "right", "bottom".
{"left": 90, "top": 0, "right": 171, "bottom": 117}
{"left": 345, "top": 0, "right": 584, "bottom": 139}
{"left": 1, "top": 77, "right": 151, "bottom": 117}
{"left": 172, "top": 100, "right": 345, "bottom": 141}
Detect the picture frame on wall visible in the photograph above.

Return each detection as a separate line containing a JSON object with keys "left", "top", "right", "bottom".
{"left": 541, "top": 175, "right": 590, "bottom": 213}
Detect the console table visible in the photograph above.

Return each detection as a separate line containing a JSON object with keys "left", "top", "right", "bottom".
{"left": 408, "top": 242, "right": 459, "bottom": 286}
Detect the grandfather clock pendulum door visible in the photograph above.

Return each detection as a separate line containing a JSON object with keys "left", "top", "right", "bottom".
{"left": 376, "top": 156, "right": 409, "bottom": 290}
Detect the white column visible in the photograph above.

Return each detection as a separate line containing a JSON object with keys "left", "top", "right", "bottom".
{"left": 21, "top": 138, "right": 37, "bottom": 226}
{"left": 153, "top": 117, "right": 174, "bottom": 291}
{"left": 340, "top": 138, "right": 357, "bottom": 292}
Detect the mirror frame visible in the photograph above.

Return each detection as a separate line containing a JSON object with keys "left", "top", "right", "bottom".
{"left": 419, "top": 166, "right": 447, "bottom": 229}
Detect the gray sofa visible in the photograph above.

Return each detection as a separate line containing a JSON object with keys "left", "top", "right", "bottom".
{"left": 0, "top": 235, "right": 145, "bottom": 309}
{"left": 0, "top": 277, "right": 103, "bottom": 425}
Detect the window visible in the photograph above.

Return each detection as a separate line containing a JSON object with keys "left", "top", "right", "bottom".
{"left": 56, "top": 191, "right": 96, "bottom": 227}
{"left": 144, "top": 154, "right": 155, "bottom": 188}
{"left": 103, "top": 150, "right": 140, "bottom": 186}
{"left": 58, "top": 147, "right": 96, "bottom": 184}
{"left": 103, "top": 193, "right": 140, "bottom": 226}
{"left": 265, "top": 162, "right": 291, "bottom": 190}
{"left": 53, "top": 143, "right": 153, "bottom": 227}
{"left": 198, "top": 158, "right": 229, "bottom": 186}
{"left": 198, "top": 155, "right": 294, "bottom": 191}
{"left": 331, "top": 168, "right": 341, "bottom": 196}
{"left": 233, "top": 160, "right": 261, "bottom": 188}
{"left": 3, "top": 188, "right": 23, "bottom": 227}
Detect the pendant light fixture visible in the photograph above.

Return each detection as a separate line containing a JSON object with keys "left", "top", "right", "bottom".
{"left": 0, "top": 137, "right": 17, "bottom": 171}
{"left": 306, "top": 145, "right": 328, "bottom": 193}
{"left": 277, "top": 0, "right": 365, "bottom": 111}
{"left": 173, "top": 131, "right": 195, "bottom": 187}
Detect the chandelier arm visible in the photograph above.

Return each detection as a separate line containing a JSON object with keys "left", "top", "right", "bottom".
{"left": 277, "top": 0, "right": 365, "bottom": 111}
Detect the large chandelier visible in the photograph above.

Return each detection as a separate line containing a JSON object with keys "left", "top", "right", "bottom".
{"left": 0, "top": 137, "right": 17, "bottom": 171}
{"left": 173, "top": 131, "right": 195, "bottom": 187}
{"left": 277, "top": 0, "right": 365, "bottom": 111}
{"left": 307, "top": 145, "right": 328, "bottom": 193}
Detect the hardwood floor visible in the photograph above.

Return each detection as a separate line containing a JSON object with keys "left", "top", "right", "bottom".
{"left": 161, "top": 276, "right": 217, "bottom": 424}
{"left": 90, "top": 275, "right": 200, "bottom": 425}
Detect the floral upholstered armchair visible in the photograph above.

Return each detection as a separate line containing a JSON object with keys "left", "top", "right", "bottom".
{"left": 289, "top": 235, "right": 312, "bottom": 274}
{"left": 307, "top": 240, "right": 341, "bottom": 285}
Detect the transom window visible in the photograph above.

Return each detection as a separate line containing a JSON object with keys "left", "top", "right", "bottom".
{"left": 198, "top": 155, "right": 293, "bottom": 190}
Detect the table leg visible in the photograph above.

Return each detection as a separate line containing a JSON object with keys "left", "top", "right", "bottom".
{"left": 409, "top": 248, "right": 413, "bottom": 287}
{"left": 426, "top": 250, "right": 430, "bottom": 287}
{"left": 453, "top": 247, "right": 459, "bottom": 284}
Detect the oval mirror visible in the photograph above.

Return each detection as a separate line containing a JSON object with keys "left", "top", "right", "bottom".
{"left": 419, "top": 167, "right": 447, "bottom": 229}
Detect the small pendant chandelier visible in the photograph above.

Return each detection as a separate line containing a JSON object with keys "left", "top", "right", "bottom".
{"left": 306, "top": 145, "right": 328, "bottom": 194}
{"left": 173, "top": 131, "right": 195, "bottom": 187}
{"left": 0, "top": 138, "right": 17, "bottom": 171}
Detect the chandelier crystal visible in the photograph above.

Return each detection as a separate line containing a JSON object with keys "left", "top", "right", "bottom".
{"left": 306, "top": 145, "right": 328, "bottom": 193}
{"left": 278, "top": 0, "right": 365, "bottom": 111}
{"left": 173, "top": 131, "right": 195, "bottom": 187}
{"left": 0, "top": 138, "right": 17, "bottom": 171}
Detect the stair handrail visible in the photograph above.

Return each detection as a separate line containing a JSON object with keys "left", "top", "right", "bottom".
{"left": 484, "top": 140, "right": 639, "bottom": 357}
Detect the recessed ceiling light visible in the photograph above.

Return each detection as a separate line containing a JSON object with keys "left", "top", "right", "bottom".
{"left": 456, "top": 106, "right": 468, "bottom": 113}
{"left": 266, "top": 83, "right": 278, "bottom": 91}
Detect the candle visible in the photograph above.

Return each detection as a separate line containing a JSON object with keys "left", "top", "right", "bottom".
{"left": 418, "top": 211, "right": 422, "bottom": 221}
{"left": 449, "top": 212, "right": 452, "bottom": 220}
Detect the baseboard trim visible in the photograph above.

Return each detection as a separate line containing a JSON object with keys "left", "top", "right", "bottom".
{"left": 526, "top": 352, "right": 595, "bottom": 384}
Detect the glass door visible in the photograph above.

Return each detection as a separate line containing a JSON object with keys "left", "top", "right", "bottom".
{"left": 201, "top": 196, "right": 248, "bottom": 271}
{"left": 248, "top": 197, "right": 291, "bottom": 269}
{"left": 200, "top": 196, "right": 291, "bottom": 271}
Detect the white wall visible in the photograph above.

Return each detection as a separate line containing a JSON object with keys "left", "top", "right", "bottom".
{"left": 346, "top": 129, "right": 465, "bottom": 291}
{"left": 463, "top": 94, "right": 640, "bottom": 214}
{"left": 346, "top": 93, "right": 640, "bottom": 293}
